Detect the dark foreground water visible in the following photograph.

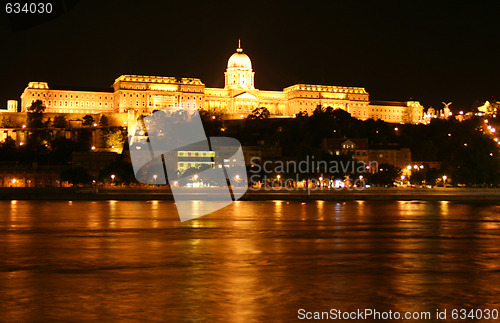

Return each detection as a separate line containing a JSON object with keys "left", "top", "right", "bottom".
{"left": 0, "top": 200, "right": 500, "bottom": 322}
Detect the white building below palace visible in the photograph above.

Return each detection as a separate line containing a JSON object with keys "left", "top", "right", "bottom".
{"left": 19, "top": 42, "right": 424, "bottom": 123}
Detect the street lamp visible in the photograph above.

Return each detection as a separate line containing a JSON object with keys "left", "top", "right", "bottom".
{"left": 153, "top": 174, "right": 157, "bottom": 184}
{"left": 234, "top": 174, "right": 241, "bottom": 187}
{"left": 443, "top": 175, "right": 447, "bottom": 187}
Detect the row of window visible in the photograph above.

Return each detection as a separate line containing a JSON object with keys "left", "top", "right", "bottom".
{"left": 178, "top": 151, "right": 214, "bottom": 157}
{"left": 121, "top": 85, "right": 204, "bottom": 93}
{"left": 372, "top": 115, "right": 403, "bottom": 120}
{"left": 52, "top": 109, "right": 106, "bottom": 113}
{"left": 121, "top": 93, "right": 203, "bottom": 101}
{"left": 177, "top": 162, "right": 215, "bottom": 168}
{"left": 48, "top": 100, "right": 113, "bottom": 108}
{"left": 31, "top": 92, "right": 111, "bottom": 100}
{"left": 371, "top": 108, "right": 403, "bottom": 113}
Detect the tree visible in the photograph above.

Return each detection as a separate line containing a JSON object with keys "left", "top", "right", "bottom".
{"left": 0, "top": 136, "right": 17, "bottom": 161}
{"left": 98, "top": 161, "right": 137, "bottom": 184}
{"left": 198, "top": 108, "right": 224, "bottom": 136}
{"left": 247, "top": 107, "right": 270, "bottom": 119}
{"left": 26, "top": 100, "right": 46, "bottom": 128}
{"left": 369, "top": 164, "right": 401, "bottom": 187}
{"left": 53, "top": 115, "right": 67, "bottom": 128}
{"left": 83, "top": 114, "right": 94, "bottom": 126}
{"left": 99, "top": 115, "right": 109, "bottom": 128}
{"left": 106, "top": 129, "right": 126, "bottom": 148}
{"left": 295, "top": 111, "right": 308, "bottom": 118}
{"left": 61, "top": 166, "right": 93, "bottom": 186}
{"left": 99, "top": 115, "right": 112, "bottom": 147}
{"left": 28, "top": 99, "right": 46, "bottom": 113}
{"left": 0, "top": 116, "right": 14, "bottom": 128}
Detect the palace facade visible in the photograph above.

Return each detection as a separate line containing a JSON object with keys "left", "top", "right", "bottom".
{"left": 20, "top": 42, "right": 424, "bottom": 123}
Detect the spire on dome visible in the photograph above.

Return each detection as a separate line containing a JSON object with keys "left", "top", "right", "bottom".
{"left": 237, "top": 38, "right": 242, "bottom": 53}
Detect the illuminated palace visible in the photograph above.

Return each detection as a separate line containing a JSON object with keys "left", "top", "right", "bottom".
{"left": 20, "top": 41, "right": 424, "bottom": 123}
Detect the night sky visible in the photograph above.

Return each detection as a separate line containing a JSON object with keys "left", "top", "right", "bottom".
{"left": 0, "top": 0, "right": 499, "bottom": 111}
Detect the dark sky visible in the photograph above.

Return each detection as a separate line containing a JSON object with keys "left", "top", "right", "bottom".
{"left": 0, "top": 0, "right": 499, "bottom": 111}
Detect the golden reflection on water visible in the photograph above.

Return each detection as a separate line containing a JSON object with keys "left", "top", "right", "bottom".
{"left": 316, "top": 200, "right": 324, "bottom": 221}
{"left": 440, "top": 200, "right": 450, "bottom": 216}
{"left": 86, "top": 202, "right": 100, "bottom": 229}
{"left": 0, "top": 200, "right": 500, "bottom": 321}
{"left": 353, "top": 200, "right": 366, "bottom": 219}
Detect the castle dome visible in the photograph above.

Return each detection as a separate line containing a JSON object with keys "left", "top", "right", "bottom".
{"left": 227, "top": 40, "right": 252, "bottom": 69}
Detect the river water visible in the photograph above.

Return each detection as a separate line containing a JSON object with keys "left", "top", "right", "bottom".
{"left": 0, "top": 200, "right": 499, "bottom": 321}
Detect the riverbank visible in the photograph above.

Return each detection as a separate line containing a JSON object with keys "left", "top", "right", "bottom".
{"left": 1, "top": 187, "right": 500, "bottom": 202}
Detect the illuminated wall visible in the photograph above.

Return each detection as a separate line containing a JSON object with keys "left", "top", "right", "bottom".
{"left": 20, "top": 82, "right": 114, "bottom": 114}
